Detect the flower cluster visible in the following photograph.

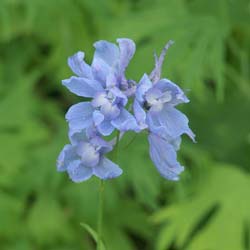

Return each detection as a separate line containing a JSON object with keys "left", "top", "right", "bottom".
{"left": 57, "top": 38, "right": 195, "bottom": 182}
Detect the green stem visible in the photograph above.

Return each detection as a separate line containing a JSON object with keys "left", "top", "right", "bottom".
{"left": 96, "top": 131, "right": 120, "bottom": 250}
{"left": 97, "top": 179, "right": 104, "bottom": 250}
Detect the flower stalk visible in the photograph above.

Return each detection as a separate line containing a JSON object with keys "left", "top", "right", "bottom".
{"left": 97, "top": 179, "right": 105, "bottom": 250}
{"left": 97, "top": 131, "right": 120, "bottom": 250}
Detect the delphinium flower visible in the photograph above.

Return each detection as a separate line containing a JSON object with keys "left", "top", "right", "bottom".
{"left": 57, "top": 38, "right": 195, "bottom": 250}
{"left": 62, "top": 39, "right": 138, "bottom": 136}
{"left": 58, "top": 38, "right": 195, "bottom": 182}
{"left": 57, "top": 128, "right": 122, "bottom": 181}
{"left": 133, "top": 41, "right": 195, "bottom": 180}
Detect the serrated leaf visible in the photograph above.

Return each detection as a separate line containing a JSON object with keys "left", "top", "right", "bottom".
{"left": 153, "top": 164, "right": 250, "bottom": 250}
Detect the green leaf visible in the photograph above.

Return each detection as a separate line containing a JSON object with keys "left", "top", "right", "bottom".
{"left": 80, "top": 223, "right": 106, "bottom": 250}
{"left": 27, "top": 196, "right": 71, "bottom": 244}
{"left": 153, "top": 164, "right": 250, "bottom": 250}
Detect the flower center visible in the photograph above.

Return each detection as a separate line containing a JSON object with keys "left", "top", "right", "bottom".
{"left": 77, "top": 142, "right": 100, "bottom": 167}
{"left": 144, "top": 88, "right": 172, "bottom": 111}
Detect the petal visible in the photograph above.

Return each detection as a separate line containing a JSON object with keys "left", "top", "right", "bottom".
{"left": 169, "top": 136, "right": 182, "bottom": 151}
{"left": 149, "top": 40, "right": 174, "bottom": 83}
{"left": 91, "top": 57, "right": 111, "bottom": 85}
{"left": 67, "top": 160, "right": 93, "bottom": 182}
{"left": 97, "top": 120, "right": 115, "bottom": 136}
{"left": 92, "top": 92, "right": 108, "bottom": 108}
{"left": 147, "top": 105, "right": 195, "bottom": 141}
{"left": 154, "top": 79, "right": 189, "bottom": 105}
{"left": 100, "top": 103, "right": 120, "bottom": 119}
{"left": 69, "top": 129, "right": 88, "bottom": 145}
{"left": 109, "top": 86, "right": 128, "bottom": 106}
{"left": 148, "top": 133, "right": 184, "bottom": 181}
{"left": 76, "top": 142, "right": 100, "bottom": 167}
{"left": 62, "top": 76, "right": 103, "bottom": 97}
{"left": 133, "top": 99, "right": 147, "bottom": 130}
{"left": 145, "top": 87, "right": 162, "bottom": 105}
{"left": 90, "top": 136, "right": 113, "bottom": 154}
{"left": 106, "top": 71, "right": 118, "bottom": 88}
{"left": 117, "top": 38, "right": 136, "bottom": 73}
{"left": 86, "top": 125, "right": 100, "bottom": 139}
{"left": 93, "top": 157, "right": 122, "bottom": 179}
{"left": 57, "top": 144, "right": 78, "bottom": 172}
{"left": 93, "top": 40, "right": 120, "bottom": 67}
{"left": 68, "top": 51, "right": 93, "bottom": 79}
{"left": 66, "top": 102, "right": 94, "bottom": 131}
{"left": 93, "top": 110, "right": 105, "bottom": 126}
{"left": 111, "top": 108, "right": 139, "bottom": 132}
{"left": 135, "top": 74, "right": 153, "bottom": 103}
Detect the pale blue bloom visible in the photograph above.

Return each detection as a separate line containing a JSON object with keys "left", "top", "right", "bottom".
{"left": 148, "top": 133, "right": 184, "bottom": 181}
{"left": 58, "top": 39, "right": 195, "bottom": 182}
{"left": 62, "top": 39, "right": 138, "bottom": 136}
{"left": 57, "top": 129, "right": 122, "bottom": 182}
{"left": 133, "top": 41, "right": 195, "bottom": 180}
{"left": 134, "top": 73, "right": 194, "bottom": 140}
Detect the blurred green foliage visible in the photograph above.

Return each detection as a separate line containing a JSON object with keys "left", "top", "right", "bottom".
{"left": 0, "top": 0, "right": 250, "bottom": 249}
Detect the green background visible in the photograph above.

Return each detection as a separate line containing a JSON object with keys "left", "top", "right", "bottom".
{"left": 0, "top": 0, "right": 250, "bottom": 249}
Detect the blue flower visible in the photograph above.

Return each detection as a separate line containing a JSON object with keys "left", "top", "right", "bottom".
{"left": 133, "top": 40, "right": 195, "bottom": 141}
{"left": 148, "top": 133, "right": 184, "bottom": 181}
{"left": 133, "top": 41, "right": 195, "bottom": 180}
{"left": 62, "top": 39, "right": 138, "bottom": 136}
{"left": 58, "top": 39, "right": 195, "bottom": 182}
{"left": 57, "top": 129, "right": 122, "bottom": 182}
{"left": 134, "top": 74, "right": 194, "bottom": 140}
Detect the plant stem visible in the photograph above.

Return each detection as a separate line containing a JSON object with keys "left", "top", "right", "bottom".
{"left": 97, "top": 179, "right": 104, "bottom": 250}
{"left": 96, "top": 131, "right": 120, "bottom": 250}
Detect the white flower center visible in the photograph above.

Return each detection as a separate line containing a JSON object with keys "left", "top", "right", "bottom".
{"left": 77, "top": 142, "right": 99, "bottom": 167}
{"left": 145, "top": 89, "right": 172, "bottom": 111}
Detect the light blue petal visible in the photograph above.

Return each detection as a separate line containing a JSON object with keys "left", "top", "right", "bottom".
{"left": 155, "top": 78, "right": 189, "bottom": 105}
{"left": 97, "top": 120, "right": 115, "bottom": 136}
{"left": 69, "top": 129, "right": 88, "bottom": 145}
{"left": 111, "top": 108, "right": 139, "bottom": 132}
{"left": 106, "top": 71, "right": 118, "bottom": 88}
{"left": 93, "top": 40, "right": 120, "bottom": 67}
{"left": 93, "top": 157, "right": 122, "bottom": 179}
{"left": 92, "top": 92, "right": 108, "bottom": 108}
{"left": 117, "top": 38, "right": 136, "bottom": 73}
{"left": 91, "top": 57, "right": 111, "bottom": 85}
{"left": 76, "top": 142, "right": 100, "bottom": 167}
{"left": 66, "top": 102, "right": 94, "bottom": 131}
{"left": 57, "top": 144, "right": 78, "bottom": 172}
{"left": 169, "top": 136, "right": 182, "bottom": 151}
{"left": 149, "top": 40, "right": 174, "bottom": 83}
{"left": 62, "top": 76, "right": 103, "bottom": 97}
{"left": 148, "top": 133, "right": 184, "bottom": 181}
{"left": 135, "top": 74, "right": 153, "bottom": 103}
{"left": 147, "top": 105, "right": 195, "bottom": 141}
{"left": 91, "top": 41, "right": 120, "bottom": 85}
{"left": 90, "top": 137, "right": 113, "bottom": 154}
{"left": 133, "top": 99, "right": 147, "bottom": 130}
{"left": 145, "top": 87, "right": 162, "bottom": 106}
{"left": 100, "top": 103, "right": 120, "bottom": 119}
{"left": 67, "top": 160, "right": 93, "bottom": 182}
{"left": 85, "top": 125, "right": 100, "bottom": 139}
{"left": 68, "top": 51, "right": 93, "bottom": 79}
{"left": 93, "top": 110, "right": 105, "bottom": 126}
{"left": 109, "top": 86, "right": 128, "bottom": 106}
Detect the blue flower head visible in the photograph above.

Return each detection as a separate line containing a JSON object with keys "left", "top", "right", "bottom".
{"left": 62, "top": 39, "right": 138, "bottom": 136}
{"left": 57, "top": 129, "right": 122, "bottom": 182}
{"left": 133, "top": 41, "right": 195, "bottom": 180}
{"left": 57, "top": 39, "right": 195, "bottom": 182}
